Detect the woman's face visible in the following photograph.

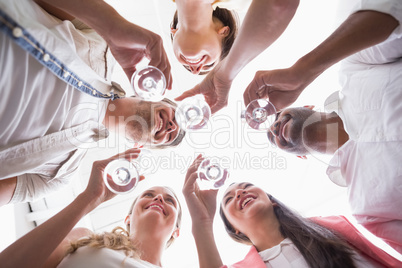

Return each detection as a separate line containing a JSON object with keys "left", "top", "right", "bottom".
{"left": 129, "top": 186, "right": 179, "bottom": 238}
{"left": 221, "top": 183, "right": 276, "bottom": 234}
{"left": 172, "top": 25, "right": 228, "bottom": 75}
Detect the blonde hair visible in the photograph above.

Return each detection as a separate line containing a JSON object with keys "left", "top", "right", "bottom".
{"left": 66, "top": 227, "right": 141, "bottom": 259}
{"left": 66, "top": 187, "right": 182, "bottom": 259}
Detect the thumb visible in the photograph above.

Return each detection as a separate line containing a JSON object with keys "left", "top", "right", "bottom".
{"left": 209, "top": 94, "right": 226, "bottom": 115}
{"left": 210, "top": 102, "right": 224, "bottom": 115}
{"left": 175, "top": 84, "right": 202, "bottom": 101}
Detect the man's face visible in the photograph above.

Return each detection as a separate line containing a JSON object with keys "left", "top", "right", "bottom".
{"left": 267, "top": 107, "right": 317, "bottom": 155}
{"left": 113, "top": 98, "right": 182, "bottom": 147}
{"left": 151, "top": 101, "right": 181, "bottom": 146}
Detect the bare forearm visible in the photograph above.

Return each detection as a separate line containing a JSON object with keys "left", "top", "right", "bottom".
{"left": 0, "top": 177, "right": 17, "bottom": 206}
{"left": 0, "top": 193, "right": 100, "bottom": 268}
{"left": 220, "top": 0, "right": 299, "bottom": 81}
{"left": 192, "top": 223, "right": 223, "bottom": 268}
{"left": 293, "top": 10, "right": 399, "bottom": 83}
{"left": 34, "top": 0, "right": 133, "bottom": 45}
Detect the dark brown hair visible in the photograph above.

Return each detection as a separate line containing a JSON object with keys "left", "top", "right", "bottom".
{"left": 220, "top": 192, "right": 357, "bottom": 268}
{"left": 170, "top": 7, "right": 239, "bottom": 75}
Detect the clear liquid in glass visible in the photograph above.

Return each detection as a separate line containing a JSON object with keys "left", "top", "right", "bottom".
{"left": 103, "top": 159, "right": 139, "bottom": 194}
{"left": 131, "top": 66, "right": 166, "bottom": 102}
{"left": 241, "top": 99, "right": 276, "bottom": 131}
{"left": 175, "top": 96, "right": 211, "bottom": 131}
{"left": 197, "top": 157, "right": 230, "bottom": 190}
{"left": 103, "top": 150, "right": 152, "bottom": 194}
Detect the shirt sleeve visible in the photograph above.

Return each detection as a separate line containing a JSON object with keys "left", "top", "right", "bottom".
{"left": 10, "top": 173, "right": 72, "bottom": 203}
{"left": 357, "top": 0, "right": 402, "bottom": 37}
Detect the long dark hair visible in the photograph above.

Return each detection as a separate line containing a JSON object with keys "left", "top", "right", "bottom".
{"left": 170, "top": 7, "right": 239, "bottom": 74}
{"left": 220, "top": 193, "right": 357, "bottom": 268}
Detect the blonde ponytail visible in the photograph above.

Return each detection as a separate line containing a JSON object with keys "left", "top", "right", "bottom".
{"left": 66, "top": 227, "right": 141, "bottom": 259}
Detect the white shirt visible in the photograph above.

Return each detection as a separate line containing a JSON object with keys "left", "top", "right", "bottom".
{"left": 258, "top": 238, "right": 309, "bottom": 268}
{"left": 336, "top": 0, "right": 402, "bottom": 65}
{"left": 336, "top": 0, "right": 402, "bottom": 40}
{"left": 325, "top": 0, "right": 402, "bottom": 254}
{"left": 58, "top": 247, "right": 161, "bottom": 268}
{"left": 0, "top": 0, "right": 124, "bottom": 202}
{"left": 258, "top": 238, "right": 380, "bottom": 268}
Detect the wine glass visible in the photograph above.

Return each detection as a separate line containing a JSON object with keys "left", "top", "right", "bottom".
{"left": 175, "top": 96, "right": 211, "bottom": 131}
{"left": 131, "top": 66, "right": 166, "bottom": 102}
{"left": 241, "top": 99, "right": 277, "bottom": 131}
{"left": 197, "top": 157, "right": 230, "bottom": 190}
{"left": 103, "top": 150, "right": 153, "bottom": 194}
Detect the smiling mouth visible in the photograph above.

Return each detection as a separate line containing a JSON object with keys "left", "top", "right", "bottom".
{"left": 155, "top": 111, "right": 165, "bottom": 134}
{"left": 146, "top": 204, "right": 166, "bottom": 215}
{"left": 240, "top": 195, "right": 256, "bottom": 210}
{"left": 278, "top": 116, "right": 291, "bottom": 143}
{"left": 181, "top": 55, "right": 206, "bottom": 65}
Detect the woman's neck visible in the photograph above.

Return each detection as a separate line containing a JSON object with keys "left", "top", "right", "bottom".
{"left": 247, "top": 216, "right": 285, "bottom": 252}
{"left": 175, "top": 0, "right": 214, "bottom": 31}
{"left": 130, "top": 232, "right": 166, "bottom": 266}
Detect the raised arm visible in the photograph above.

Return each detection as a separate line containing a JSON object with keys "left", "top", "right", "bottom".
{"left": 176, "top": 0, "right": 299, "bottom": 114}
{"left": 182, "top": 155, "right": 223, "bottom": 268}
{"left": 34, "top": 0, "right": 173, "bottom": 89}
{"left": 243, "top": 10, "right": 399, "bottom": 110}
{"left": 0, "top": 148, "right": 141, "bottom": 268}
{"left": 220, "top": 0, "right": 299, "bottom": 81}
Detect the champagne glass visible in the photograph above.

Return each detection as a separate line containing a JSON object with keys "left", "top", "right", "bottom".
{"left": 175, "top": 96, "right": 211, "bottom": 131}
{"left": 103, "top": 150, "right": 153, "bottom": 194}
{"left": 241, "top": 99, "right": 276, "bottom": 131}
{"left": 131, "top": 66, "right": 166, "bottom": 102}
{"left": 197, "top": 157, "right": 230, "bottom": 190}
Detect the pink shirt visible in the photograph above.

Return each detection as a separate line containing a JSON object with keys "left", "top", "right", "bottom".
{"left": 222, "top": 216, "right": 402, "bottom": 268}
